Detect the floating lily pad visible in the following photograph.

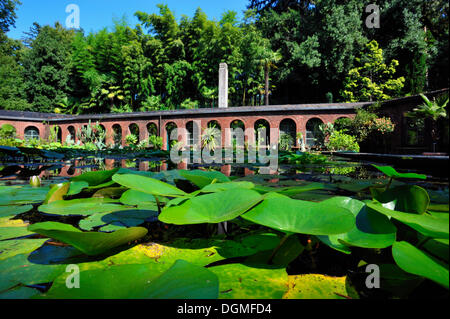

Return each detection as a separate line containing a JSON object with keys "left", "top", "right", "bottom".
{"left": 371, "top": 185, "right": 430, "bottom": 214}
{"left": 209, "top": 263, "right": 288, "bottom": 299}
{"left": 43, "top": 183, "right": 70, "bottom": 204}
{"left": 0, "top": 238, "right": 48, "bottom": 260}
{"left": 159, "top": 188, "right": 263, "bottom": 225}
{"left": 241, "top": 193, "right": 355, "bottom": 235}
{"left": 38, "top": 198, "right": 131, "bottom": 216}
{"left": 120, "top": 189, "right": 157, "bottom": 206}
{"left": 41, "top": 259, "right": 219, "bottom": 299}
{"left": 392, "top": 241, "right": 449, "bottom": 289}
{"left": 0, "top": 205, "right": 33, "bottom": 218}
{"left": 79, "top": 209, "right": 158, "bottom": 232}
{"left": 67, "top": 181, "right": 89, "bottom": 196}
{"left": 0, "top": 286, "right": 40, "bottom": 299}
{"left": 112, "top": 174, "right": 187, "bottom": 197}
{"left": 372, "top": 165, "right": 427, "bottom": 180}
{"left": 71, "top": 168, "right": 119, "bottom": 186}
{"left": 179, "top": 169, "right": 231, "bottom": 188}
{"left": 283, "top": 274, "right": 359, "bottom": 299}
{"left": 367, "top": 203, "right": 449, "bottom": 239}
{"left": 28, "top": 222, "right": 148, "bottom": 256}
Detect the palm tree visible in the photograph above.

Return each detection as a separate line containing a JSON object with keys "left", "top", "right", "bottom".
{"left": 407, "top": 93, "right": 448, "bottom": 151}
{"left": 256, "top": 44, "right": 282, "bottom": 106}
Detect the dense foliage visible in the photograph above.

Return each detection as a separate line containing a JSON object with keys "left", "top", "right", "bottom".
{"left": 0, "top": 1, "right": 448, "bottom": 113}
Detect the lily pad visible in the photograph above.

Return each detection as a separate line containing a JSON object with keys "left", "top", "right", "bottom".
{"left": 0, "top": 238, "right": 48, "bottom": 260}
{"left": 179, "top": 169, "right": 231, "bottom": 188}
{"left": 209, "top": 263, "right": 288, "bottom": 299}
{"left": 71, "top": 168, "right": 119, "bottom": 186}
{"left": 159, "top": 188, "right": 263, "bottom": 225}
{"left": 283, "top": 274, "right": 359, "bottom": 299}
{"left": 392, "top": 241, "right": 449, "bottom": 289}
{"left": 43, "top": 183, "right": 70, "bottom": 204}
{"left": 41, "top": 259, "right": 219, "bottom": 299}
{"left": 79, "top": 209, "right": 158, "bottom": 232}
{"left": 28, "top": 222, "right": 148, "bottom": 256}
{"left": 241, "top": 193, "right": 355, "bottom": 235}
{"left": 0, "top": 205, "right": 33, "bottom": 218}
{"left": 67, "top": 181, "right": 89, "bottom": 196}
{"left": 38, "top": 198, "right": 131, "bottom": 216}
{"left": 372, "top": 165, "right": 427, "bottom": 180}
{"left": 371, "top": 185, "right": 430, "bottom": 214}
{"left": 112, "top": 174, "right": 187, "bottom": 197}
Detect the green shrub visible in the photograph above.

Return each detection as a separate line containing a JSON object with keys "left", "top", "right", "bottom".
{"left": 126, "top": 134, "right": 138, "bottom": 146}
{"left": 0, "top": 124, "right": 16, "bottom": 139}
{"left": 279, "top": 133, "right": 294, "bottom": 151}
{"left": 149, "top": 135, "right": 163, "bottom": 150}
{"left": 326, "top": 131, "right": 360, "bottom": 152}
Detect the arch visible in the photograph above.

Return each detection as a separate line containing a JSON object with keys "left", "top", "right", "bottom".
{"left": 67, "top": 126, "right": 76, "bottom": 143}
{"left": 207, "top": 120, "right": 221, "bottom": 130}
{"left": 333, "top": 116, "right": 352, "bottom": 131}
{"left": 147, "top": 123, "right": 158, "bottom": 137}
{"left": 112, "top": 124, "right": 122, "bottom": 146}
{"left": 24, "top": 126, "right": 40, "bottom": 141}
{"left": 254, "top": 119, "right": 270, "bottom": 147}
{"left": 98, "top": 124, "right": 106, "bottom": 145}
{"left": 128, "top": 123, "right": 140, "bottom": 143}
{"left": 165, "top": 122, "right": 178, "bottom": 150}
{"left": 186, "top": 121, "right": 200, "bottom": 147}
{"left": 230, "top": 119, "right": 245, "bottom": 131}
{"left": 306, "top": 118, "right": 324, "bottom": 147}
{"left": 280, "top": 118, "right": 297, "bottom": 147}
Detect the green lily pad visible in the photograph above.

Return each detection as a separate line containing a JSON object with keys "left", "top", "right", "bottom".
{"left": 38, "top": 198, "right": 131, "bottom": 216}
{"left": 320, "top": 197, "right": 397, "bottom": 249}
{"left": 371, "top": 185, "right": 430, "bottom": 214}
{"left": 0, "top": 254, "right": 65, "bottom": 292}
{"left": 112, "top": 174, "right": 187, "bottom": 197}
{"left": 0, "top": 286, "right": 40, "bottom": 299}
{"left": 70, "top": 168, "right": 119, "bottom": 186}
{"left": 392, "top": 241, "right": 449, "bottom": 289}
{"left": 201, "top": 181, "right": 255, "bottom": 193}
{"left": 28, "top": 222, "right": 148, "bottom": 256}
{"left": 367, "top": 203, "right": 449, "bottom": 239}
{"left": 241, "top": 193, "right": 355, "bottom": 235}
{"left": 79, "top": 209, "right": 158, "bottom": 232}
{"left": 0, "top": 186, "right": 50, "bottom": 205}
{"left": 159, "top": 188, "right": 263, "bottom": 225}
{"left": 67, "top": 181, "right": 89, "bottom": 196}
{"left": 0, "top": 238, "right": 48, "bottom": 260}
{"left": 283, "top": 274, "right": 358, "bottom": 299}
{"left": 179, "top": 169, "right": 231, "bottom": 188}
{"left": 41, "top": 259, "right": 219, "bottom": 299}
{"left": 120, "top": 189, "right": 157, "bottom": 206}
{"left": 0, "top": 205, "right": 33, "bottom": 218}
{"left": 372, "top": 165, "right": 427, "bottom": 180}
{"left": 43, "top": 183, "right": 70, "bottom": 204}
{"left": 209, "top": 263, "right": 288, "bottom": 299}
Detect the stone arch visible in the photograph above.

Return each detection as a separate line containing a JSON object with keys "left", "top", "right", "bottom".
{"left": 254, "top": 119, "right": 270, "bottom": 146}
{"left": 306, "top": 118, "right": 324, "bottom": 147}
{"left": 68, "top": 126, "right": 76, "bottom": 143}
{"left": 186, "top": 121, "right": 200, "bottom": 147}
{"left": 112, "top": 124, "right": 122, "bottom": 146}
{"left": 24, "top": 126, "right": 40, "bottom": 141}
{"left": 128, "top": 123, "right": 140, "bottom": 143}
{"left": 147, "top": 122, "right": 158, "bottom": 137}
{"left": 280, "top": 118, "right": 297, "bottom": 146}
{"left": 165, "top": 122, "right": 178, "bottom": 150}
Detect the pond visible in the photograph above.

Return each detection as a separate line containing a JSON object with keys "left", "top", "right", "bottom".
{"left": 0, "top": 150, "right": 448, "bottom": 299}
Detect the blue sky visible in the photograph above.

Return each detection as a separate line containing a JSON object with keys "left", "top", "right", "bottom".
{"left": 7, "top": 0, "right": 249, "bottom": 39}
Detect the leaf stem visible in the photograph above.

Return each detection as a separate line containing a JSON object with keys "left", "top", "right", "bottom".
{"left": 268, "top": 234, "right": 291, "bottom": 265}
{"left": 155, "top": 196, "right": 161, "bottom": 215}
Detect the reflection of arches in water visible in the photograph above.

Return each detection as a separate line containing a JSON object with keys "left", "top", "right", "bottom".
{"left": 280, "top": 119, "right": 297, "bottom": 145}
{"left": 113, "top": 124, "right": 122, "bottom": 146}
{"left": 254, "top": 119, "right": 270, "bottom": 145}
{"left": 165, "top": 122, "right": 177, "bottom": 150}
{"left": 129, "top": 124, "right": 140, "bottom": 143}
{"left": 186, "top": 121, "right": 200, "bottom": 147}
{"left": 147, "top": 123, "right": 158, "bottom": 137}
{"left": 24, "top": 126, "right": 40, "bottom": 140}
{"left": 306, "top": 118, "right": 324, "bottom": 147}
{"left": 67, "top": 165, "right": 75, "bottom": 176}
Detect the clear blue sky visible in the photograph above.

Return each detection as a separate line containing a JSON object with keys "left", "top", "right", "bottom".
{"left": 7, "top": 0, "right": 249, "bottom": 39}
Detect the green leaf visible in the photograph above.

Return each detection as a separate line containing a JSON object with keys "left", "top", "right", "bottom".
{"left": 371, "top": 185, "right": 430, "bottom": 214}
{"left": 0, "top": 239, "right": 48, "bottom": 261}
{"left": 28, "top": 222, "right": 148, "bottom": 256}
{"left": 38, "top": 198, "right": 130, "bottom": 216}
{"left": 120, "top": 189, "right": 157, "bottom": 206}
{"left": 112, "top": 174, "right": 187, "bottom": 197}
{"left": 372, "top": 165, "right": 427, "bottom": 180}
{"left": 42, "top": 260, "right": 218, "bottom": 299}
{"left": 201, "top": 181, "right": 254, "bottom": 193}
{"left": 0, "top": 205, "right": 33, "bottom": 218}
{"left": 179, "top": 169, "right": 231, "bottom": 188}
{"left": 43, "top": 183, "right": 70, "bottom": 204}
{"left": 283, "top": 274, "right": 358, "bottom": 299}
{"left": 392, "top": 241, "right": 449, "bottom": 289}
{"left": 70, "top": 168, "right": 119, "bottom": 186}
{"left": 367, "top": 203, "right": 449, "bottom": 239}
{"left": 67, "top": 181, "right": 89, "bottom": 196}
{"left": 209, "top": 263, "right": 288, "bottom": 299}
{"left": 241, "top": 193, "right": 355, "bottom": 235}
{"left": 79, "top": 209, "right": 158, "bottom": 232}
{"left": 320, "top": 197, "right": 397, "bottom": 249}
{"left": 159, "top": 189, "right": 263, "bottom": 225}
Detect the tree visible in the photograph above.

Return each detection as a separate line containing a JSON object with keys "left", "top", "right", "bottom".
{"left": 256, "top": 42, "right": 281, "bottom": 105}
{"left": 0, "top": 0, "right": 21, "bottom": 34}
{"left": 22, "top": 23, "right": 75, "bottom": 112}
{"left": 341, "top": 40, "right": 405, "bottom": 102}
